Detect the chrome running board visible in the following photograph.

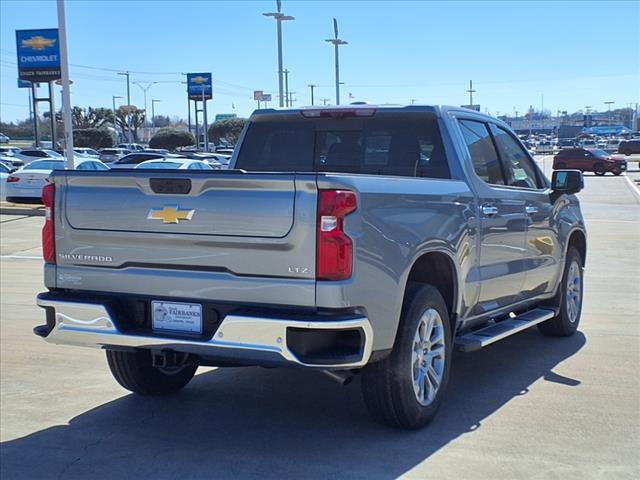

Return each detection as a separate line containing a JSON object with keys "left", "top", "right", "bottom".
{"left": 455, "top": 308, "right": 556, "bottom": 352}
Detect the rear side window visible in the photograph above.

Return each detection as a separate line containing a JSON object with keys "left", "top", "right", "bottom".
{"left": 458, "top": 119, "right": 505, "bottom": 185}
{"left": 236, "top": 116, "right": 450, "bottom": 179}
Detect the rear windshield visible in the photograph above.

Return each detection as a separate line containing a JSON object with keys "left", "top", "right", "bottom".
{"left": 139, "top": 162, "right": 182, "bottom": 169}
{"left": 236, "top": 115, "right": 450, "bottom": 178}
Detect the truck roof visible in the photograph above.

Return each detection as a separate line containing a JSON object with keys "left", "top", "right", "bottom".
{"left": 249, "top": 104, "right": 495, "bottom": 121}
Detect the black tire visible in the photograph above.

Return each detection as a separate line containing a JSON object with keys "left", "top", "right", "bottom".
{"left": 624, "top": 150, "right": 631, "bottom": 156}
{"left": 106, "top": 349, "right": 198, "bottom": 395}
{"left": 361, "top": 285, "right": 452, "bottom": 429}
{"left": 538, "top": 247, "right": 584, "bottom": 337}
{"left": 593, "top": 163, "right": 606, "bottom": 176}
{"left": 613, "top": 170, "right": 623, "bottom": 176}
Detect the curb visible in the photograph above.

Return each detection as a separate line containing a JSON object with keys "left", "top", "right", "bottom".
{"left": 0, "top": 205, "right": 45, "bottom": 216}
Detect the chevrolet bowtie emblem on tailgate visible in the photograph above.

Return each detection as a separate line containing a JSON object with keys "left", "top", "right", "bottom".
{"left": 147, "top": 205, "right": 195, "bottom": 224}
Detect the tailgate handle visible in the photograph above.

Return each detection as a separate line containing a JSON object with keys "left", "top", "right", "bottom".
{"left": 150, "top": 178, "right": 192, "bottom": 195}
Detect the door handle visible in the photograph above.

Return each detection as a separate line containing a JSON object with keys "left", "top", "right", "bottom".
{"left": 525, "top": 206, "right": 539, "bottom": 215}
{"left": 481, "top": 205, "right": 499, "bottom": 217}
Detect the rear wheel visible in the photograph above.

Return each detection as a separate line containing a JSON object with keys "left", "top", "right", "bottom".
{"left": 624, "top": 150, "right": 632, "bottom": 156}
{"left": 361, "top": 285, "right": 452, "bottom": 429}
{"left": 106, "top": 349, "right": 198, "bottom": 395}
{"left": 538, "top": 247, "right": 583, "bottom": 337}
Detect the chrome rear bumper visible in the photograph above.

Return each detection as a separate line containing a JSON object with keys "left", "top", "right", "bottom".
{"left": 36, "top": 296, "right": 373, "bottom": 368}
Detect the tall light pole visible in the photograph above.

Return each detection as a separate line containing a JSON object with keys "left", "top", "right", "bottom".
{"left": 117, "top": 71, "right": 132, "bottom": 144}
{"left": 284, "top": 69, "right": 290, "bottom": 107}
{"left": 308, "top": 84, "right": 317, "bottom": 106}
{"left": 151, "top": 99, "right": 161, "bottom": 135}
{"left": 57, "top": 0, "right": 75, "bottom": 168}
{"left": 466, "top": 80, "right": 476, "bottom": 107}
{"left": 325, "top": 18, "right": 347, "bottom": 105}
{"left": 133, "top": 81, "right": 157, "bottom": 141}
{"left": 112, "top": 95, "right": 122, "bottom": 138}
{"left": 263, "top": 0, "right": 294, "bottom": 108}
{"left": 604, "top": 101, "right": 614, "bottom": 127}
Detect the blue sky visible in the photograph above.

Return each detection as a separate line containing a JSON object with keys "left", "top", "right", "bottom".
{"left": 1, "top": 0, "right": 639, "bottom": 122}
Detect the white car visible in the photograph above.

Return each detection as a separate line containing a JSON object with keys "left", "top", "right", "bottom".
{"left": 535, "top": 141, "right": 555, "bottom": 154}
{"left": 0, "top": 155, "right": 24, "bottom": 170}
{"left": 73, "top": 148, "right": 100, "bottom": 158}
{"left": 5, "top": 159, "right": 109, "bottom": 203}
{"left": 0, "top": 133, "right": 10, "bottom": 144}
{"left": 7, "top": 148, "right": 64, "bottom": 164}
{"left": 0, "top": 161, "right": 11, "bottom": 201}
{"left": 135, "top": 158, "right": 213, "bottom": 170}
{"left": 99, "top": 148, "right": 131, "bottom": 163}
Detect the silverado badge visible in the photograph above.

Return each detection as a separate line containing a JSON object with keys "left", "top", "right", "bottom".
{"left": 147, "top": 205, "right": 195, "bottom": 224}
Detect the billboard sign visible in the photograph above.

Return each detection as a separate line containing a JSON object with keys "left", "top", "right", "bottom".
{"left": 16, "top": 29, "right": 61, "bottom": 82}
{"left": 187, "top": 73, "right": 212, "bottom": 100}
{"left": 262, "top": 94, "right": 272, "bottom": 102}
{"left": 253, "top": 90, "right": 263, "bottom": 101}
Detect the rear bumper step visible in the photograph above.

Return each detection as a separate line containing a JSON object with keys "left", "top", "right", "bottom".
{"left": 454, "top": 308, "right": 556, "bottom": 352}
{"left": 35, "top": 295, "right": 373, "bottom": 368}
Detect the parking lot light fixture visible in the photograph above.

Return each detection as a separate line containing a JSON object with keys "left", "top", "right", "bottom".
{"left": 112, "top": 95, "right": 123, "bottom": 134}
{"left": 325, "top": 18, "right": 348, "bottom": 105}
{"left": 263, "top": 1, "right": 295, "bottom": 108}
{"left": 604, "top": 101, "right": 614, "bottom": 126}
{"left": 151, "top": 99, "right": 161, "bottom": 135}
{"left": 117, "top": 72, "right": 132, "bottom": 144}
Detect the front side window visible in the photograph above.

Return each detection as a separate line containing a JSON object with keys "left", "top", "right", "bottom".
{"left": 490, "top": 125, "right": 541, "bottom": 189}
{"left": 458, "top": 119, "right": 505, "bottom": 185}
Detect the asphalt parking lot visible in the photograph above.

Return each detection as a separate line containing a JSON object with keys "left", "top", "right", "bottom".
{"left": 1, "top": 163, "right": 639, "bottom": 479}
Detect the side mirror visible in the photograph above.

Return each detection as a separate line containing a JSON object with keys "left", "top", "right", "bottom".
{"left": 552, "top": 169, "right": 583, "bottom": 195}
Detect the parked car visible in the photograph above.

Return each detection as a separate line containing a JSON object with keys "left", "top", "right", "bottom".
{"left": 5, "top": 159, "right": 108, "bottom": 203}
{"left": 99, "top": 148, "right": 130, "bottom": 163}
{"left": 117, "top": 143, "right": 145, "bottom": 152}
{"left": 13, "top": 148, "right": 64, "bottom": 163}
{"left": 553, "top": 148, "right": 627, "bottom": 176}
{"left": 0, "top": 155, "right": 24, "bottom": 170}
{"left": 0, "top": 146, "right": 21, "bottom": 156}
{"left": 0, "top": 133, "right": 10, "bottom": 144}
{"left": 0, "top": 161, "right": 10, "bottom": 201}
{"left": 535, "top": 141, "right": 554, "bottom": 154}
{"left": 108, "top": 152, "right": 186, "bottom": 168}
{"left": 73, "top": 148, "right": 100, "bottom": 157}
{"left": 35, "top": 105, "right": 587, "bottom": 429}
{"left": 135, "top": 158, "right": 213, "bottom": 170}
{"left": 618, "top": 140, "right": 640, "bottom": 156}
{"left": 559, "top": 138, "right": 575, "bottom": 149}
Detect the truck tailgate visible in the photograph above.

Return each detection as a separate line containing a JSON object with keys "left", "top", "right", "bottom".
{"left": 53, "top": 171, "right": 318, "bottom": 287}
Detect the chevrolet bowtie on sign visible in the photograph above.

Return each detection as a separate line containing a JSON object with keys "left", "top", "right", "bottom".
{"left": 187, "top": 72, "right": 212, "bottom": 101}
{"left": 147, "top": 206, "right": 195, "bottom": 224}
{"left": 16, "top": 29, "right": 61, "bottom": 82}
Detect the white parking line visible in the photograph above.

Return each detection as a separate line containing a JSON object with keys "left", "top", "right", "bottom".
{"left": 624, "top": 175, "right": 640, "bottom": 201}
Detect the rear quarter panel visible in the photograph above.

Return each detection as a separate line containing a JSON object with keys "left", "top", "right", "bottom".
{"left": 316, "top": 174, "right": 479, "bottom": 350}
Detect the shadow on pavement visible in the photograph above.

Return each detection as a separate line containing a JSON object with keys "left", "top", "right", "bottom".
{"left": 1, "top": 330, "right": 585, "bottom": 479}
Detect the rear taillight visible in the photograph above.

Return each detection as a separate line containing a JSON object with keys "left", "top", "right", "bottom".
{"left": 42, "top": 182, "right": 55, "bottom": 264}
{"left": 6, "top": 175, "right": 19, "bottom": 183}
{"left": 317, "top": 190, "right": 357, "bottom": 281}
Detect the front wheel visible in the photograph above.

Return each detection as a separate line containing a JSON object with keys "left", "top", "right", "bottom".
{"left": 538, "top": 247, "right": 584, "bottom": 337}
{"left": 106, "top": 349, "right": 198, "bottom": 395}
{"left": 593, "top": 163, "right": 606, "bottom": 176}
{"left": 613, "top": 170, "right": 623, "bottom": 176}
{"left": 361, "top": 285, "right": 452, "bottom": 429}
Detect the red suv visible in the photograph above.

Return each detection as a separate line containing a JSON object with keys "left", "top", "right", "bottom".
{"left": 553, "top": 148, "right": 627, "bottom": 176}
{"left": 618, "top": 140, "right": 640, "bottom": 156}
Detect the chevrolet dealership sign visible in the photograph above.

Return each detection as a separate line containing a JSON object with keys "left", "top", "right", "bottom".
{"left": 16, "top": 29, "right": 61, "bottom": 82}
{"left": 187, "top": 73, "right": 212, "bottom": 101}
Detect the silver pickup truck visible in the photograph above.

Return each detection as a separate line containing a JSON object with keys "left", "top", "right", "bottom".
{"left": 35, "top": 105, "right": 586, "bottom": 429}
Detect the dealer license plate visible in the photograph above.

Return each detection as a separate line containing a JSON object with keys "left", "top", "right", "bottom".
{"left": 152, "top": 301, "right": 202, "bottom": 334}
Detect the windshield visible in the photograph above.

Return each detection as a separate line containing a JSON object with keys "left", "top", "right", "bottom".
{"left": 23, "top": 160, "right": 65, "bottom": 170}
{"left": 589, "top": 149, "right": 609, "bottom": 157}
